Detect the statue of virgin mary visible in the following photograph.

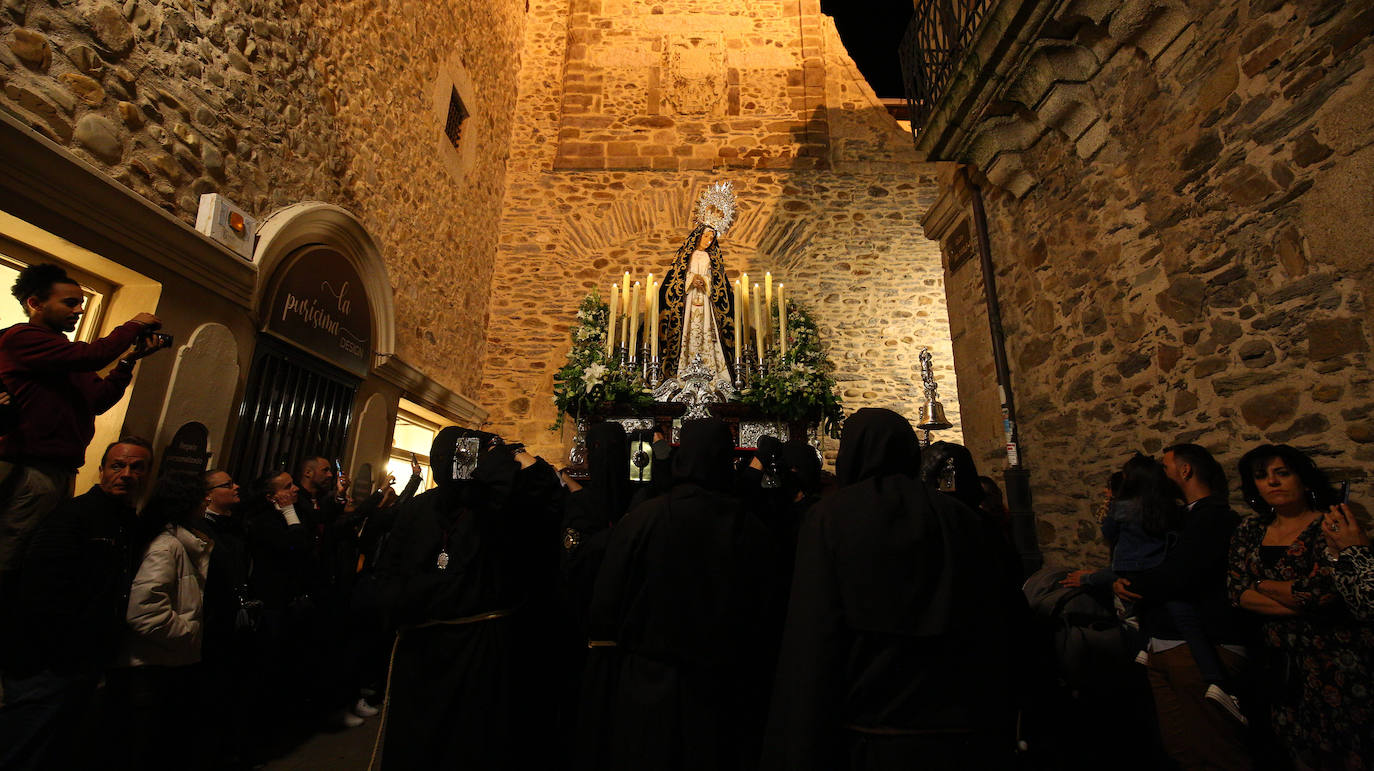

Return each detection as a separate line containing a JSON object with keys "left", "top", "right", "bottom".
{"left": 658, "top": 183, "right": 737, "bottom": 384}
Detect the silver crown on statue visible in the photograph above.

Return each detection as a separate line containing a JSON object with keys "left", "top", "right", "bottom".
{"left": 695, "top": 181, "right": 736, "bottom": 235}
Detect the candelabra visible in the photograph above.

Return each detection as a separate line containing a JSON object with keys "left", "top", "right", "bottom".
{"left": 738, "top": 343, "right": 760, "bottom": 389}
{"left": 648, "top": 356, "right": 662, "bottom": 388}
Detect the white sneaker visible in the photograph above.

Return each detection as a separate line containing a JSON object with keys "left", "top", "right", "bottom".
{"left": 1134, "top": 650, "right": 1150, "bottom": 666}
{"left": 1205, "top": 684, "right": 1248, "bottom": 726}
{"left": 353, "top": 697, "right": 380, "bottom": 718}
{"left": 333, "top": 709, "right": 366, "bottom": 729}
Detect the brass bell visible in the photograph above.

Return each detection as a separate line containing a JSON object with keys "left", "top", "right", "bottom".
{"left": 918, "top": 397, "right": 952, "bottom": 431}
{"left": 916, "top": 348, "right": 953, "bottom": 432}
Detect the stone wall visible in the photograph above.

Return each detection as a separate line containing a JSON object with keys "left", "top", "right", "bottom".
{"left": 924, "top": 0, "right": 1374, "bottom": 566}
{"left": 0, "top": 0, "right": 525, "bottom": 399}
{"left": 483, "top": 0, "right": 960, "bottom": 459}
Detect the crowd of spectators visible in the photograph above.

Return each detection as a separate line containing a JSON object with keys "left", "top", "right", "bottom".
{"left": 0, "top": 262, "right": 1372, "bottom": 771}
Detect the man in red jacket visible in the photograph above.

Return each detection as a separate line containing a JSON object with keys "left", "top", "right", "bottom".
{"left": 0, "top": 263, "right": 166, "bottom": 592}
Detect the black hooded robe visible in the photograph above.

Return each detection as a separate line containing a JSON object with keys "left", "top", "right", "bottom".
{"left": 558, "top": 423, "right": 630, "bottom": 745}
{"left": 370, "top": 428, "right": 562, "bottom": 771}
{"left": 579, "top": 419, "right": 774, "bottom": 771}
{"left": 762, "top": 408, "right": 1012, "bottom": 771}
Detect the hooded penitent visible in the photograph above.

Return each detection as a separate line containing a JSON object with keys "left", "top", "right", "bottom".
{"left": 585, "top": 422, "right": 631, "bottom": 525}
{"left": 763, "top": 407, "right": 1012, "bottom": 771}
{"left": 580, "top": 417, "right": 773, "bottom": 771}
{"left": 919, "top": 440, "right": 985, "bottom": 512}
{"left": 671, "top": 418, "right": 736, "bottom": 491}
{"left": 372, "top": 426, "right": 562, "bottom": 770}
{"left": 561, "top": 421, "right": 629, "bottom": 636}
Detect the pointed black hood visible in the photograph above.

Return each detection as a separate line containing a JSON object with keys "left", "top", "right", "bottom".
{"left": 671, "top": 418, "right": 735, "bottom": 492}
{"left": 834, "top": 408, "right": 920, "bottom": 487}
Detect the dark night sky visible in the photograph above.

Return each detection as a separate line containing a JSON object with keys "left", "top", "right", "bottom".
{"left": 821, "top": 2, "right": 914, "bottom": 99}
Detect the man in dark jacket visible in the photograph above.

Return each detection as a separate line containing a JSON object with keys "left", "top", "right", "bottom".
{"left": 294, "top": 455, "right": 375, "bottom": 727}
{"left": 581, "top": 418, "right": 774, "bottom": 771}
{"left": 0, "top": 437, "right": 153, "bottom": 771}
{"left": 0, "top": 263, "right": 164, "bottom": 593}
{"left": 295, "top": 455, "right": 358, "bottom": 598}
{"left": 1115, "top": 443, "right": 1252, "bottom": 771}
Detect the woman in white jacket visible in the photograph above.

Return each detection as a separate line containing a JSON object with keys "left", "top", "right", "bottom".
{"left": 105, "top": 472, "right": 214, "bottom": 771}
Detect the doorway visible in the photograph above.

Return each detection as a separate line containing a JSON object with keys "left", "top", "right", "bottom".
{"left": 228, "top": 334, "right": 359, "bottom": 483}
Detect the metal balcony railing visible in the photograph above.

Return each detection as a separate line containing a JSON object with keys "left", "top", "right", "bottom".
{"left": 900, "top": 0, "right": 996, "bottom": 137}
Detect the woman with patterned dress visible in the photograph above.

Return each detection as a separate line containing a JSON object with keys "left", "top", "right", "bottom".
{"left": 1227, "top": 444, "right": 1374, "bottom": 770}
{"left": 1322, "top": 501, "right": 1374, "bottom": 621}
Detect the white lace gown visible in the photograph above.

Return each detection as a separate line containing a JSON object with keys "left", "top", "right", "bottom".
{"left": 677, "top": 249, "right": 732, "bottom": 384}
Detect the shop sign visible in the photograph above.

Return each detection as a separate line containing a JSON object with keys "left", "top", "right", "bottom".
{"left": 266, "top": 246, "right": 374, "bottom": 377}
{"left": 946, "top": 220, "right": 975, "bottom": 273}
{"left": 160, "top": 421, "right": 210, "bottom": 477}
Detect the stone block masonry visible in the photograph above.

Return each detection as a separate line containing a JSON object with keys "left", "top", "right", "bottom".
{"left": 927, "top": 0, "right": 1374, "bottom": 567}
{"left": 482, "top": 0, "right": 961, "bottom": 461}
{"left": 0, "top": 0, "right": 527, "bottom": 400}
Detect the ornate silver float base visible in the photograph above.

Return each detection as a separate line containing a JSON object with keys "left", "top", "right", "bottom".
{"left": 653, "top": 354, "right": 737, "bottom": 420}
{"left": 738, "top": 420, "right": 788, "bottom": 450}
{"left": 607, "top": 416, "right": 656, "bottom": 435}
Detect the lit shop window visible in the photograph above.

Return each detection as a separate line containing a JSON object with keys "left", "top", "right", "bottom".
{"left": 388, "top": 405, "right": 444, "bottom": 493}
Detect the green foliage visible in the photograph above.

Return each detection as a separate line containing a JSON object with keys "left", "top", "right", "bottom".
{"left": 739, "top": 302, "right": 844, "bottom": 434}
{"left": 550, "top": 290, "right": 653, "bottom": 430}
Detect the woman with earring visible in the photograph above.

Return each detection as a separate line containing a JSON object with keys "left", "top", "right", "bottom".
{"left": 1228, "top": 444, "right": 1374, "bottom": 769}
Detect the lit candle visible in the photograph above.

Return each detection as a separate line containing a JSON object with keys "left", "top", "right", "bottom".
{"left": 732, "top": 280, "right": 742, "bottom": 361}
{"left": 778, "top": 284, "right": 787, "bottom": 357}
{"left": 740, "top": 273, "right": 750, "bottom": 343}
{"left": 764, "top": 272, "right": 773, "bottom": 348}
{"left": 622, "top": 271, "right": 631, "bottom": 316}
{"left": 645, "top": 273, "right": 655, "bottom": 360}
{"left": 753, "top": 282, "right": 763, "bottom": 363}
{"left": 622, "top": 291, "right": 631, "bottom": 358}
{"left": 628, "top": 282, "right": 641, "bottom": 360}
{"left": 607, "top": 284, "right": 619, "bottom": 356}
{"left": 650, "top": 279, "right": 659, "bottom": 360}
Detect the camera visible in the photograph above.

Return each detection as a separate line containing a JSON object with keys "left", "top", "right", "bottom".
{"left": 137, "top": 327, "right": 173, "bottom": 349}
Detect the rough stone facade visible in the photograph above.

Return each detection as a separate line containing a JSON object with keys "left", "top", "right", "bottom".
{"left": 0, "top": 0, "right": 525, "bottom": 398}
{"left": 482, "top": 0, "right": 960, "bottom": 460}
{"left": 923, "top": 0, "right": 1374, "bottom": 566}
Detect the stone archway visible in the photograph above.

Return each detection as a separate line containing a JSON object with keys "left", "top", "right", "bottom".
{"left": 252, "top": 201, "right": 396, "bottom": 369}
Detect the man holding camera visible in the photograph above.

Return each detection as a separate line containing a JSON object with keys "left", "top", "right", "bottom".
{"left": 0, "top": 263, "right": 167, "bottom": 594}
